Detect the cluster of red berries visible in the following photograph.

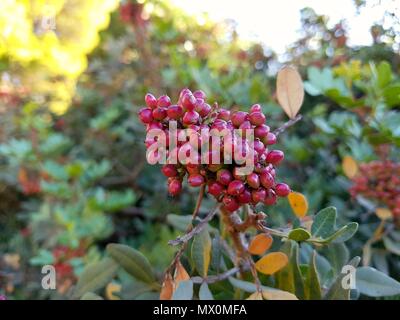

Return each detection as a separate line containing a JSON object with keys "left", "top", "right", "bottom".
{"left": 138, "top": 89, "right": 291, "bottom": 212}
{"left": 350, "top": 160, "right": 400, "bottom": 218}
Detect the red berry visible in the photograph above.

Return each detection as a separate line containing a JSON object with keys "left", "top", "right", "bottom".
{"left": 168, "top": 179, "right": 182, "bottom": 196}
{"left": 193, "top": 90, "right": 206, "bottom": 100}
{"left": 237, "top": 188, "right": 252, "bottom": 203}
{"left": 253, "top": 139, "right": 265, "bottom": 154}
{"left": 250, "top": 104, "right": 262, "bottom": 113}
{"left": 262, "top": 132, "right": 277, "bottom": 145}
{"left": 260, "top": 170, "right": 274, "bottom": 188}
{"left": 275, "top": 183, "right": 290, "bottom": 197}
{"left": 249, "top": 112, "right": 266, "bottom": 126}
{"left": 138, "top": 107, "right": 153, "bottom": 124}
{"left": 247, "top": 173, "right": 260, "bottom": 189}
{"left": 188, "top": 174, "right": 205, "bottom": 187}
{"left": 217, "top": 169, "right": 233, "bottom": 186}
{"left": 254, "top": 124, "right": 270, "bottom": 138}
{"left": 218, "top": 109, "right": 231, "bottom": 121}
{"left": 252, "top": 188, "right": 266, "bottom": 204}
{"left": 167, "top": 105, "right": 184, "bottom": 120}
{"left": 145, "top": 93, "right": 158, "bottom": 108}
{"left": 227, "top": 180, "right": 245, "bottom": 196}
{"left": 152, "top": 107, "right": 167, "bottom": 120}
{"left": 158, "top": 95, "right": 171, "bottom": 107}
{"left": 162, "top": 164, "right": 178, "bottom": 177}
{"left": 231, "top": 111, "right": 248, "bottom": 127}
{"left": 198, "top": 103, "right": 212, "bottom": 117}
{"left": 208, "top": 180, "right": 225, "bottom": 197}
{"left": 263, "top": 189, "right": 277, "bottom": 205}
{"left": 222, "top": 195, "right": 240, "bottom": 212}
{"left": 181, "top": 93, "right": 196, "bottom": 111}
{"left": 266, "top": 150, "right": 284, "bottom": 165}
{"left": 183, "top": 110, "right": 200, "bottom": 126}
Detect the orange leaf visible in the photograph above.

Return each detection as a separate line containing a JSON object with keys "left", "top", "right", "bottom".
{"left": 174, "top": 260, "right": 190, "bottom": 285}
{"left": 105, "top": 282, "right": 121, "bottom": 300}
{"left": 342, "top": 156, "right": 359, "bottom": 179}
{"left": 160, "top": 272, "right": 174, "bottom": 300}
{"left": 375, "top": 208, "right": 392, "bottom": 220}
{"left": 288, "top": 192, "right": 308, "bottom": 218}
{"left": 255, "top": 252, "right": 289, "bottom": 275}
{"left": 276, "top": 66, "right": 304, "bottom": 119}
{"left": 247, "top": 292, "right": 263, "bottom": 300}
{"left": 248, "top": 234, "right": 273, "bottom": 255}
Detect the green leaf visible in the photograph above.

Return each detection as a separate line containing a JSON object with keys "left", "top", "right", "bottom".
{"left": 172, "top": 280, "right": 193, "bottom": 300}
{"left": 276, "top": 240, "right": 305, "bottom": 299}
{"left": 288, "top": 228, "right": 311, "bottom": 242}
{"left": 199, "top": 282, "right": 214, "bottom": 300}
{"left": 106, "top": 244, "right": 155, "bottom": 284}
{"left": 73, "top": 258, "right": 118, "bottom": 298}
{"left": 305, "top": 251, "right": 322, "bottom": 300}
{"left": 383, "top": 236, "right": 400, "bottom": 256}
{"left": 80, "top": 292, "right": 104, "bottom": 300}
{"left": 166, "top": 214, "right": 192, "bottom": 232}
{"left": 377, "top": 61, "right": 392, "bottom": 88}
{"left": 191, "top": 229, "right": 212, "bottom": 277}
{"left": 356, "top": 267, "right": 400, "bottom": 297}
{"left": 311, "top": 207, "right": 337, "bottom": 238}
{"left": 324, "top": 256, "right": 360, "bottom": 300}
{"left": 325, "top": 222, "right": 358, "bottom": 243}
{"left": 324, "top": 243, "right": 350, "bottom": 276}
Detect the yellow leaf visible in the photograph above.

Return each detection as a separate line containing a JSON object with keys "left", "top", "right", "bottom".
{"left": 342, "top": 156, "right": 359, "bottom": 179}
{"left": 247, "top": 292, "right": 263, "bottom": 300}
{"left": 174, "top": 260, "right": 190, "bottom": 286}
{"left": 288, "top": 192, "right": 308, "bottom": 218}
{"left": 255, "top": 252, "right": 289, "bottom": 275}
{"left": 248, "top": 234, "right": 273, "bottom": 255}
{"left": 276, "top": 66, "right": 304, "bottom": 119}
{"left": 375, "top": 208, "right": 392, "bottom": 220}
{"left": 105, "top": 282, "right": 121, "bottom": 300}
{"left": 262, "top": 289, "right": 298, "bottom": 300}
{"left": 160, "top": 273, "right": 174, "bottom": 300}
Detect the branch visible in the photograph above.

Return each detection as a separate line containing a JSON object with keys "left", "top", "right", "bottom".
{"left": 273, "top": 114, "right": 302, "bottom": 137}
{"left": 168, "top": 204, "right": 219, "bottom": 246}
{"left": 191, "top": 267, "right": 241, "bottom": 284}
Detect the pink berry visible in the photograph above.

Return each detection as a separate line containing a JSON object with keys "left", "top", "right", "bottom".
{"left": 218, "top": 109, "right": 231, "bottom": 121}
{"left": 260, "top": 170, "right": 274, "bottom": 188}
{"left": 222, "top": 195, "right": 240, "bottom": 212}
{"left": 231, "top": 111, "right": 248, "bottom": 127}
{"left": 237, "top": 188, "right": 252, "bottom": 203}
{"left": 251, "top": 188, "right": 266, "bottom": 204}
{"left": 167, "top": 105, "right": 184, "bottom": 120}
{"left": 253, "top": 139, "right": 265, "bottom": 154}
{"left": 152, "top": 107, "right": 167, "bottom": 120}
{"left": 181, "top": 93, "right": 196, "bottom": 111}
{"left": 193, "top": 90, "right": 206, "bottom": 100}
{"left": 145, "top": 93, "right": 158, "bottom": 109}
{"left": 275, "top": 183, "right": 291, "bottom": 197}
{"left": 217, "top": 169, "right": 233, "bottom": 186}
{"left": 266, "top": 150, "right": 284, "bottom": 165}
{"left": 168, "top": 179, "right": 182, "bottom": 196}
{"left": 227, "top": 180, "right": 245, "bottom": 196}
{"left": 198, "top": 103, "right": 212, "bottom": 117}
{"left": 262, "top": 132, "right": 277, "bottom": 145}
{"left": 264, "top": 189, "right": 277, "bottom": 205}
{"left": 250, "top": 104, "right": 262, "bottom": 113}
{"left": 188, "top": 174, "right": 205, "bottom": 187}
{"left": 247, "top": 173, "right": 260, "bottom": 189}
{"left": 183, "top": 110, "right": 200, "bottom": 126}
{"left": 208, "top": 180, "right": 225, "bottom": 197}
{"left": 162, "top": 164, "right": 178, "bottom": 177}
{"left": 254, "top": 124, "right": 270, "bottom": 138}
{"left": 158, "top": 95, "right": 171, "bottom": 107}
{"left": 249, "top": 112, "right": 266, "bottom": 126}
{"left": 138, "top": 107, "right": 153, "bottom": 124}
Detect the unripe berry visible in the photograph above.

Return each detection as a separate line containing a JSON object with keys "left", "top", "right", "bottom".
{"left": 275, "top": 183, "right": 291, "bottom": 197}
{"left": 237, "top": 188, "right": 252, "bottom": 203}
{"left": 266, "top": 150, "right": 284, "bottom": 165}
{"left": 262, "top": 132, "right": 277, "bottom": 145}
{"left": 231, "top": 111, "right": 248, "bottom": 127}
{"left": 168, "top": 179, "right": 182, "bottom": 196}
{"left": 250, "top": 104, "right": 262, "bottom": 113}
{"left": 188, "top": 174, "right": 205, "bottom": 187}
{"left": 158, "top": 95, "right": 171, "bottom": 107}
{"left": 152, "top": 107, "right": 167, "bottom": 120}
{"left": 162, "top": 164, "right": 178, "bottom": 177}
{"left": 260, "top": 170, "right": 274, "bottom": 188}
{"left": 167, "top": 104, "right": 184, "bottom": 120}
{"left": 263, "top": 189, "right": 277, "bottom": 205}
{"left": 193, "top": 90, "right": 206, "bottom": 100}
{"left": 138, "top": 107, "right": 153, "bottom": 124}
{"left": 252, "top": 188, "right": 266, "bottom": 204}
{"left": 217, "top": 169, "right": 233, "bottom": 186}
{"left": 247, "top": 173, "right": 260, "bottom": 189}
{"left": 218, "top": 109, "right": 231, "bottom": 121}
{"left": 254, "top": 124, "right": 270, "bottom": 138}
{"left": 222, "top": 195, "right": 240, "bottom": 212}
{"left": 183, "top": 110, "right": 200, "bottom": 126}
{"left": 227, "top": 180, "right": 245, "bottom": 196}
{"left": 249, "top": 111, "right": 266, "bottom": 126}
{"left": 145, "top": 93, "right": 158, "bottom": 108}
{"left": 208, "top": 180, "right": 225, "bottom": 197}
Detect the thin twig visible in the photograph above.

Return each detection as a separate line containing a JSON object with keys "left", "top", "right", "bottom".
{"left": 168, "top": 204, "right": 219, "bottom": 246}
{"left": 273, "top": 114, "right": 302, "bottom": 137}
{"left": 191, "top": 267, "right": 241, "bottom": 284}
{"left": 192, "top": 184, "right": 205, "bottom": 219}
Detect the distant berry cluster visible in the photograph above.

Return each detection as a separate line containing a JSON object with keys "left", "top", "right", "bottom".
{"left": 138, "top": 89, "right": 290, "bottom": 212}
{"left": 350, "top": 160, "right": 400, "bottom": 217}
